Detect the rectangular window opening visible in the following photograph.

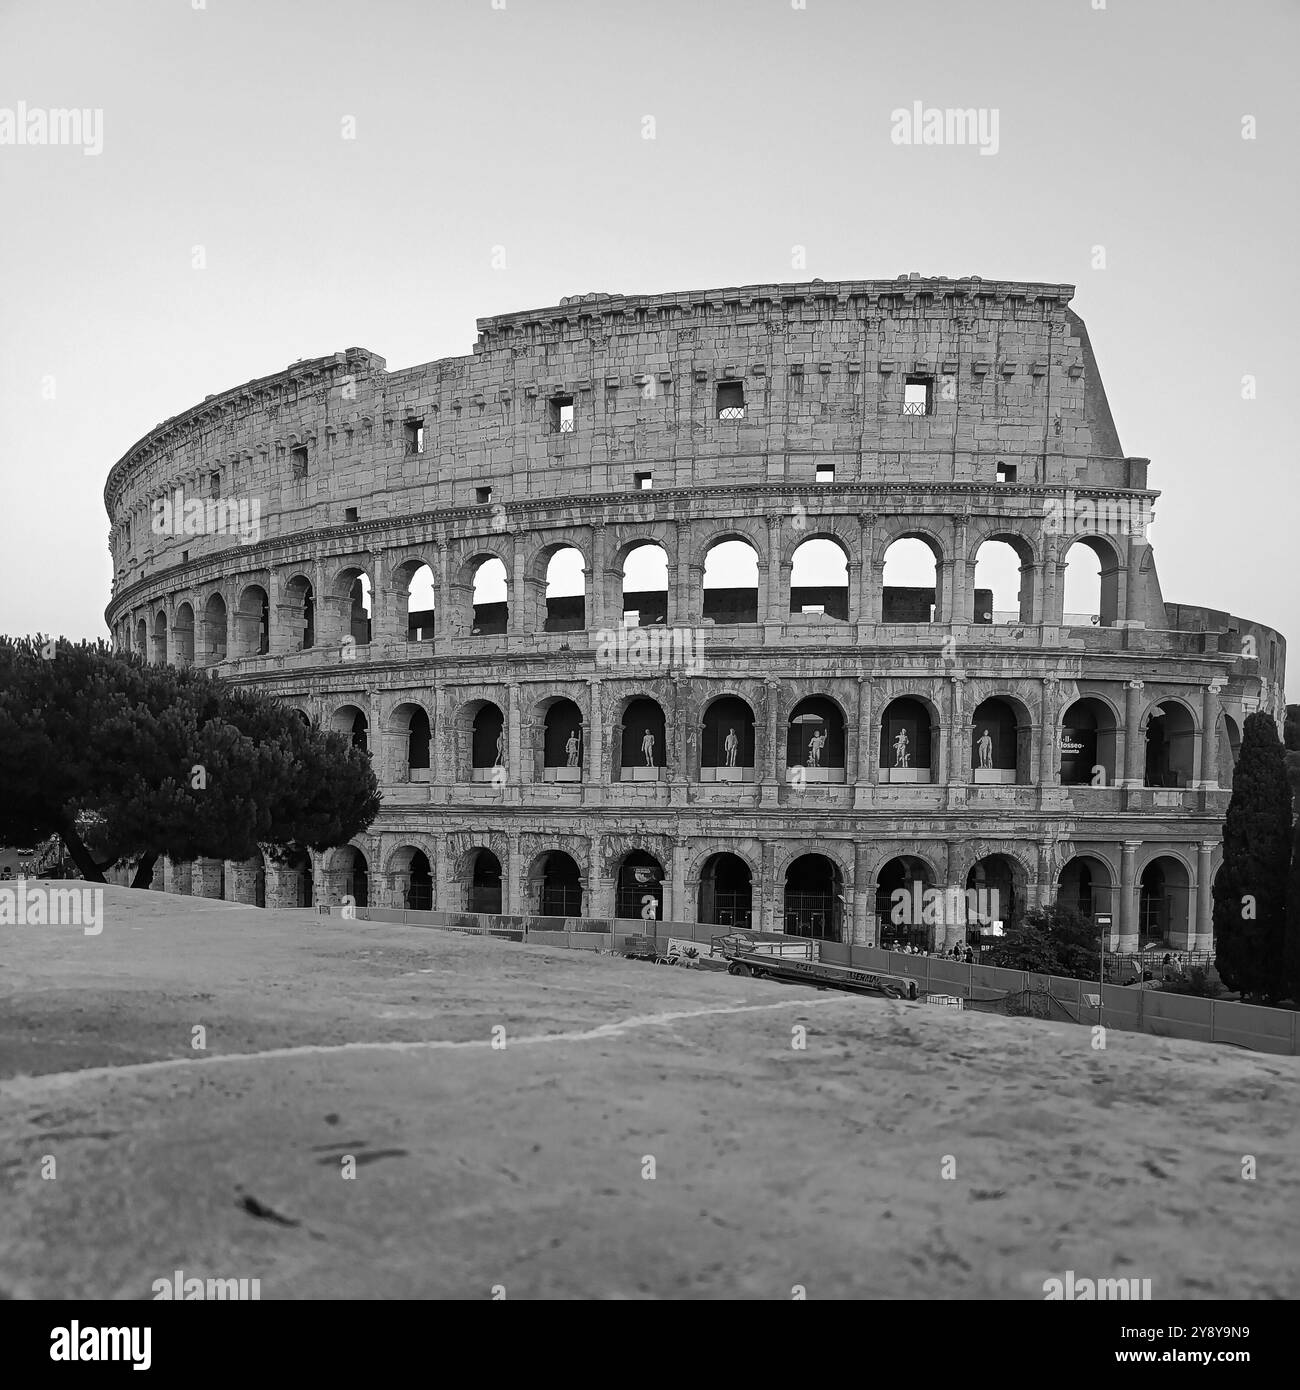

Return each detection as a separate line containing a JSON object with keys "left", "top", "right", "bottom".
{"left": 209, "top": 471, "right": 221, "bottom": 497}
{"left": 404, "top": 419, "right": 425, "bottom": 454}
{"left": 816, "top": 463, "right": 835, "bottom": 483}
{"left": 903, "top": 377, "right": 933, "bottom": 416}
{"left": 291, "top": 445, "right": 309, "bottom": 480}
{"left": 550, "top": 395, "right": 575, "bottom": 433}
{"left": 476, "top": 485, "right": 492, "bottom": 505}
{"left": 996, "top": 462, "right": 1017, "bottom": 483}
{"left": 634, "top": 471, "right": 652, "bottom": 490}
{"left": 345, "top": 506, "right": 359, "bottom": 523}
{"left": 716, "top": 381, "right": 745, "bottom": 420}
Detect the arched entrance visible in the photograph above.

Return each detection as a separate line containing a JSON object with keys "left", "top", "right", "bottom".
{"left": 534, "top": 851, "right": 583, "bottom": 917}
{"left": 784, "top": 854, "right": 842, "bottom": 940}
{"left": 616, "top": 851, "right": 664, "bottom": 921}
{"left": 965, "top": 855, "right": 1019, "bottom": 945}
{"left": 875, "top": 855, "right": 935, "bottom": 949}
{"left": 698, "top": 852, "right": 752, "bottom": 930}
{"left": 1138, "top": 856, "right": 1192, "bottom": 947}
{"left": 466, "top": 849, "right": 502, "bottom": 915}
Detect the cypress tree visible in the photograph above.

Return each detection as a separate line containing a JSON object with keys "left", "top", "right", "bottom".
{"left": 1213, "top": 712, "right": 1292, "bottom": 1003}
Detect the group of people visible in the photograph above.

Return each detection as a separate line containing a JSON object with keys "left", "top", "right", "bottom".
{"left": 888, "top": 940, "right": 976, "bottom": 964}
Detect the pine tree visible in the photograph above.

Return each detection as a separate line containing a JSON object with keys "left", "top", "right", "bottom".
{"left": 1213, "top": 712, "right": 1292, "bottom": 1003}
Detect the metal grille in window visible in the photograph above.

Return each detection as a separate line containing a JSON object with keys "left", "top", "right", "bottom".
{"left": 559, "top": 416, "right": 575, "bottom": 433}
{"left": 718, "top": 406, "right": 746, "bottom": 420}
{"left": 902, "top": 401, "right": 927, "bottom": 416}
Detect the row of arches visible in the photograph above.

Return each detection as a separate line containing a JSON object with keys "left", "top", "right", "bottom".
{"left": 123, "top": 532, "right": 1125, "bottom": 663}
{"left": 336, "top": 692, "right": 1239, "bottom": 789}
{"left": 319, "top": 843, "right": 1205, "bottom": 948}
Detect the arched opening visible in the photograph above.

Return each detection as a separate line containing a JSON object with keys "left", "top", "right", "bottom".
{"left": 134, "top": 618, "right": 148, "bottom": 659}
{"left": 876, "top": 855, "right": 935, "bottom": 950}
{"left": 1057, "top": 855, "right": 1115, "bottom": 933}
{"left": 336, "top": 845, "right": 369, "bottom": 908}
{"left": 790, "top": 538, "right": 849, "bottom": 621}
{"left": 1218, "top": 713, "right": 1241, "bottom": 789}
{"left": 621, "top": 542, "right": 668, "bottom": 628}
{"left": 389, "top": 703, "right": 431, "bottom": 781}
{"left": 540, "top": 698, "right": 584, "bottom": 782}
{"left": 391, "top": 846, "right": 433, "bottom": 911}
{"left": 173, "top": 602, "right": 195, "bottom": 666}
{"left": 234, "top": 584, "right": 270, "bottom": 657}
{"left": 616, "top": 850, "right": 664, "bottom": 922}
{"left": 879, "top": 696, "right": 934, "bottom": 782}
{"left": 471, "top": 557, "right": 508, "bottom": 635}
{"left": 786, "top": 696, "right": 846, "bottom": 782}
{"left": 881, "top": 536, "right": 940, "bottom": 623}
{"left": 397, "top": 561, "right": 436, "bottom": 643}
{"left": 697, "top": 852, "right": 752, "bottom": 930}
{"left": 970, "top": 696, "right": 1029, "bottom": 784}
{"left": 285, "top": 574, "right": 315, "bottom": 650}
{"left": 203, "top": 593, "right": 227, "bottom": 665}
{"left": 469, "top": 701, "right": 505, "bottom": 781}
{"left": 1144, "top": 700, "right": 1196, "bottom": 789}
{"left": 534, "top": 851, "right": 583, "bottom": 917}
{"left": 151, "top": 611, "right": 167, "bottom": 665}
{"left": 966, "top": 855, "right": 1019, "bottom": 946}
{"left": 253, "top": 854, "right": 267, "bottom": 909}
{"left": 618, "top": 697, "right": 667, "bottom": 781}
{"left": 331, "top": 704, "right": 369, "bottom": 754}
{"left": 1062, "top": 539, "right": 1119, "bottom": 627}
{"left": 294, "top": 852, "right": 314, "bottom": 908}
{"left": 700, "top": 696, "right": 756, "bottom": 782}
{"left": 332, "top": 569, "right": 372, "bottom": 648}
{"left": 972, "top": 537, "right": 1031, "bottom": 624}
{"left": 466, "top": 848, "right": 502, "bottom": 915}
{"left": 544, "top": 546, "right": 586, "bottom": 632}
{"left": 1138, "top": 856, "right": 1192, "bottom": 947}
{"left": 1059, "top": 697, "right": 1118, "bottom": 786}
{"left": 784, "top": 854, "right": 843, "bottom": 940}
{"left": 702, "top": 538, "right": 759, "bottom": 625}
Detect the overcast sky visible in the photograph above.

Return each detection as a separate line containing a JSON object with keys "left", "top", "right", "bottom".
{"left": 1, "top": 0, "right": 1295, "bottom": 672}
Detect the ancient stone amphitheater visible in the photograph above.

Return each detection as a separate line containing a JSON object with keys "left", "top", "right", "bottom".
{"left": 103, "top": 276, "right": 1286, "bottom": 951}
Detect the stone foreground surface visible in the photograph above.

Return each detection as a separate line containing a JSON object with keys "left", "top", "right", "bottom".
{"left": 0, "top": 886, "right": 1297, "bottom": 1300}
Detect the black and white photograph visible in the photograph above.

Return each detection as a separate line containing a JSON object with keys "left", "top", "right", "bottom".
{"left": 1, "top": 0, "right": 1297, "bottom": 1353}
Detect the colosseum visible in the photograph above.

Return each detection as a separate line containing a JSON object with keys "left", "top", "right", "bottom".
{"left": 103, "top": 275, "right": 1287, "bottom": 953}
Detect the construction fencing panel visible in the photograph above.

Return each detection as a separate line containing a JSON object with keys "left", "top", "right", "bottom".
{"left": 1211, "top": 1000, "right": 1295, "bottom": 1054}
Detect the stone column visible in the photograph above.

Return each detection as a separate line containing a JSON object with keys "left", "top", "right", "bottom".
{"left": 1118, "top": 840, "right": 1139, "bottom": 952}
{"left": 951, "top": 516, "right": 971, "bottom": 625}
{"left": 1036, "top": 841, "right": 1053, "bottom": 909}
{"left": 433, "top": 685, "right": 450, "bottom": 791}
{"left": 671, "top": 839, "right": 689, "bottom": 923}
{"left": 856, "top": 513, "right": 875, "bottom": 627}
{"left": 1198, "top": 679, "right": 1226, "bottom": 788}
{"left": 507, "top": 682, "right": 521, "bottom": 785}
{"left": 434, "top": 836, "right": 448, "bottom": 914}
{"left": 1196, "top": 840, "right": 1215, "bottom": 950}
{"left": 765, "top": 513, "right": 784, "bottom": 623}
{"left": 763, "top": 678, "right": 782, "bottom": 797}
{"left": 505, "top": 832, "right": 521, "bottom": 914}
{"left": 1038, "top": 676, "right": 1058, "bottom": 786}
{"left": 590, "top": 522, "right": 608, "bottom": 632}
{"left": 945, "top": 674, "right": 966, "bottom": 785}
{"left": 844, "top": 561, "right": 860, "bottom": 624}
{"left": 853, "top": 842, "right": 871, "bottom": 945}
{"left": 672, "top": 677, "right": 692, "bottom": 784}
{"left": 856, "top": 676, "right": 875, "bottom": 785}
{"left": 761, "top": 840, "right": 778, "bottom": 934}
{"left": 1122, "top": 680, "right": 1145, "bottom": 787}
{"left": 194, "top": 857, "right": 224, "bottom": 899}
{"left": 510, "top": 543, "right": 526, "bottom": 636}
{"left": 587, "top": 678, "right": 603, "bottom": 784}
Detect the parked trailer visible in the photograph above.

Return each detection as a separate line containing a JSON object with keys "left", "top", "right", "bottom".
{"left": 717, "top": 935, "right": 920, "bottom": 1000}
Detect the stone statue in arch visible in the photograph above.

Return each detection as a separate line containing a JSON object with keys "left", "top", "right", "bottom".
{"left": 494, "top": 731, "right": 505, "bottom": 767}
{"left": 893, "top": 728, "right": 910, "bottom": 768}
{"left": 807, "top": 727, "right": 825, "bottom": 768}
{"left": 978, "top": 729, "right": 993, "bottom": 768}
{"left": 724, "top": 727, "right": 739, "bottom": 767}
{"left": 565, "top": 730, "right": 581, "bottom": 767}
{"left": 641, "top": 728, "right": 655, "bottom": 766}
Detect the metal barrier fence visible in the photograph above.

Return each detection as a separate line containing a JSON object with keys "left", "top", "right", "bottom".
{"left": 328, "top": 905, "right": 1300, "bottom": 1057}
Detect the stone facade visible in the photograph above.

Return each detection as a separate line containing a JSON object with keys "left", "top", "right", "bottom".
{"left": 102, "top": 276, "right": 1287, "bottom": 951}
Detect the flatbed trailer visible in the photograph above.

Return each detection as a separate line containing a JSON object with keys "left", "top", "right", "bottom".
{"left": 717, "top": 935, "right": 919, "bottom": 1000}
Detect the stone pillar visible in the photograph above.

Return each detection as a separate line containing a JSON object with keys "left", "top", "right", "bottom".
{"left": 1197, "top": 680, "right": 1225, "bottom": 788}
{"left": 505, "top": 832, "right": 521, "bottom": 915}
{"left": 761, "top": 840, "right": 778, "bottom": 934}
{"left": 590, "top": 522, "right": 608, "bottom": 632}
{"left": 587, "top": 678, "right": 603, "bottom": 784}
{"left": 433, "top": 685, "right": 450, "bottom": 791}
{"left": 856, "top": 513, "right": 875, "bottom": 626}
{"left": 765, "top": 513, "right": 784, "bottom": 622}
{"left": 194, "top": 857, "right": 224, "bottom": 899}
{"left": 1036, "top": 842, "right": 1053, "bottom": 909}
{"left": 434, "top": 836, "right": 448, "bottom": 914}
{"left": 945, "top": 674, "right": 966, "bottom": 785}
{"left": 853, "top": 842, "right": 871, "bottom": 945}
{"left": 1118, "top": 840, "right": 1139, "bottom": 952}
{"left": 1196, "top": 841, "right": 1215, "bottom": 950}
{"left": 510, "top": 543, "right": 525, "bottom": 635}
{"left": 507, "top": 681, "right": 521, "bottom": 784}
{"left": 764, "top": 678, "right": 782, "bottom": 793}
{"left": 856, "top": 676, "right": 875, "bottom": 785}
{"left": 265, "top": 861, "right": 299, "bottom": 909}
{"left": 673, "top": 677, "right": 691, "bottom": 783}
{"left": 227, "top": 857, "right": 260, "bottom": 905}
{"left": 1038, "top": 676, "right": 1058, "bottom": 786}
{"left": 1122, "top": 680, "right": 1145, "bottom": 787}
{"left": 951, "top": 516, "right": 970, "bottom": 625}
{"left": 670, "top": 839, "right": 689, "bottom": 923}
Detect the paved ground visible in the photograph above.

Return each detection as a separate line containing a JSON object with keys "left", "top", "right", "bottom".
{"left": 1, "top": 884, "right": 1298, "bottom": 1300}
